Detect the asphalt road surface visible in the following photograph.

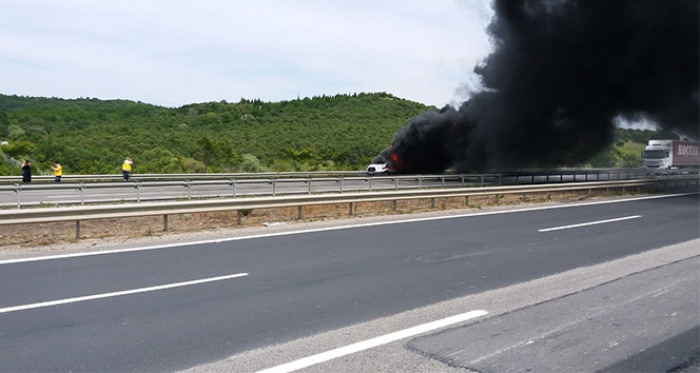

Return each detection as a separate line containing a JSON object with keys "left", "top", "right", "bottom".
{"left": 0, "top": 193, "right": 698, "bottom": 372}
{"left": 0, "top": 172, "right": 639, "bottom": 207}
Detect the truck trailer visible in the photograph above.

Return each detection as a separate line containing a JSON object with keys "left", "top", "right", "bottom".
{"left": 642, "top": 139, "right": 700, "bottom": 169}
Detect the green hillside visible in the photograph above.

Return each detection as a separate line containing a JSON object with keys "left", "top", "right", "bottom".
{"left": 0, "top": 92, "right": 664, "bottom": 176}
{"left": 0, "top": 92, "right": 432, "bottom": 175}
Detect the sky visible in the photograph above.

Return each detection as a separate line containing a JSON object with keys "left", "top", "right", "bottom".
{"left": 0, "top": 0, "right": 494, "bottom": 108}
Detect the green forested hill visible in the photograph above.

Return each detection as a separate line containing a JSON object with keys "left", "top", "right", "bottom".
{"left": 0, "top": 92, "right": 432, "bottom": 175}
{"left": 0, "top": 92, "right": 663, "bottom": 176}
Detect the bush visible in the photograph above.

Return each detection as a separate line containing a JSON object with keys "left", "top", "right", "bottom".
{"left": 240, "top": 154, "right": 266, "bottom": 173}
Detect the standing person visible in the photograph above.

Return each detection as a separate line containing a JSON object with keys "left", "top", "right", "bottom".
{"left": 21, "top": 160, "right": 32, "bottom": 183}
{"left": 122, "top": 157, "right": 133, "bottom": 181}
{"left": 51, "top": 161, "right": 62, "bottom": 182}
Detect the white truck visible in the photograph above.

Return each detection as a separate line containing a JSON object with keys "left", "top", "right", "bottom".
{"left": 642, "top": 139, "right": 700, "bottom": 169}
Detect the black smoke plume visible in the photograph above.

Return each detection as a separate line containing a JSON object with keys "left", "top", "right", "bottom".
{"left": 375, "top": 0, "right": 699, "bottom": 173}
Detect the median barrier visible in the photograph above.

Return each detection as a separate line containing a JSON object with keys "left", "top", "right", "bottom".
{"left": 3, "top": 170, "right": 694, "bottom": 208}
{"left": 1, "top": 177, "right": 697, "bottom": 240}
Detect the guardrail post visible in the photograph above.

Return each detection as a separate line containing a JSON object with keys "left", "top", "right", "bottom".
{"left": 187, "top": 181, "right": 192, "bottom": 200}
{"left": 546, "top": 192, "right": 551, "bottom": 201}
{"left": 499, "top": 175, "right": 503, "bottom": 185}
{"left": 588, "top": 189, "right": 592, "bottom": 197}
{"left": 430, "top": 198, "right": 435, "bottom": 209}
{"left": 237, "top": 211, "right": 242, "bottom": 226}
{"left": 394, "top": 177, "right": 399, "bottom": 191}
{"left": 75, "top": 221, "right": 80, "bottom": 240}
{"left": 135, "top": 182, "right": 142, "bottom": 203}
{"left": 531, "top": 175, "right": 535, "bottom": 183}
{"left": 307, "top": 178, "right": 312, "bottom": 194}
{"left": 230, "top": 179, "right": 237, "bottom": 198}
{"left": 339, "top": 177, "right": 344, "bottom": 193}
{"left": 78, "top": 182, "right": 86, "bottom": 205}
{"left": 465, "top": 195, "right": 469, "bottom": 206}
{"left": 622, "top": 186, "right": 626, "bottom": 193}
{"left": 495, "top": 194, "right": 500, "bottom": 204}
{"left": 163, "top": 215, "right": 169, "bottom": 231}
{"left": 348, "top": 202, "right": 353, "bottom": 215}
{"left": 481, "top": 175, "right": 485, "bottom": 186}
{"left": 522, "top": 193, "right": 526, "bottom": 201}
{"left": 546, "top": 175, "right": 549, "bottom": 183}
{"left": 392, "top": 200, "right": 397, "bottom": 211}
{"left": 272, "top": 179, "right": 277, "bottom": 196}
{"left": 597, "top": 173, "right": 600, "bottom": 181}
{"left": 419, "top": 177, "right": 423, "bottom": 189}
{"left": 585, "top": 173, "right": 588, "bottom": 181}
{"left": 461, "top": 176, "right": 465, "bottom": 187}
{"left": 297, "top": 206, "right": 303, "bottom": 219}
{"left": 369, "top": 177, "right": 373, "bottom": 192}
{"left": 441, "top": 177, "right": 445, "bottom": 188}
{"left": 13, "top": 183, "right": 21, "bottom": 209}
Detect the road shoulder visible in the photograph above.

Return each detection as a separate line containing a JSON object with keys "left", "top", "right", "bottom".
{"left": 181, "top": 239, "right": 699, "bottom": 373}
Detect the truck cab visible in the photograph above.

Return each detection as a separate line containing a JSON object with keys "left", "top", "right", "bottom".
{"left": 642, "top": 140, "right": 672, "bottom": 169}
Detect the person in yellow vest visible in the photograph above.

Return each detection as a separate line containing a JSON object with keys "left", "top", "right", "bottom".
{"left": 51, "top": 161, "right": 62, "bottom": 182}
{"left": 122, "top": 157, "right": 133, "bottom": 181}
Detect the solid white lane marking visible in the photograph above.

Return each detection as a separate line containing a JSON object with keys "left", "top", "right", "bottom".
{"left": 0, "top": 273, "right": 248, "bottom": 314}
{"left": 538, "top": 215, "right": 642, "bottom": 232}
{"left": 255, "top": 310, "right": 488, "bottom": 373}
{"left": 0, "top": 192, "right": 694, "bottom": 265}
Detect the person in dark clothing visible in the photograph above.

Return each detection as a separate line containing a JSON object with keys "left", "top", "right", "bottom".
{"left": 21, "top": 160, "right": 32, "bottom": 183}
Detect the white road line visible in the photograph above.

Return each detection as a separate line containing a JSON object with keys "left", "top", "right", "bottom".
{"left": 0, "top": 192, "right": 695, "bottom": 265}
{"left": 255, "top": 309, "right": 488, "bottom": 373}
{"left": 0, "top": 273, "right": 248, "bottom": 314}
{"left": 538, "top": 215, "right": 642, "bottom": 232}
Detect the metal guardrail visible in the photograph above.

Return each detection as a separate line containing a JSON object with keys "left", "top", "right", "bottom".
{"left": 2, "top": 168, "right": 695, "bottom": 184}
{"left": 3, "top": 169, "right": 696, "bottom": 209}
{"left": 1, "top": 174, "right": 501, "bottom": 208}
{"left": 0, "top": 171, "right": 367, "bottom": 183}
{"left": 1, "top": 177, "right": 697, "bottom": 239}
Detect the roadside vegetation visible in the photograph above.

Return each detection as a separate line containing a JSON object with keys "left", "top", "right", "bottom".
{"left": 0, "top": 92, "right": 664, "bottom": 176}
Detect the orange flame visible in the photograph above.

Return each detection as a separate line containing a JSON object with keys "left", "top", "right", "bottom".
{"left": 390, "top": 153, "right": 403, "bottom": 165}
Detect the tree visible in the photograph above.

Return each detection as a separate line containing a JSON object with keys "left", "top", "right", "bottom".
{"left": 283, "top": 147, "right": 319, "bottom": 171}
{"left": 195, "top": 135, "right": 217, "bottom": 170}
{"left": 195, "top": 135, "right": 240, "bottom": 171}
{"left": 2, "top": 140, "right": 35, "bottom": 158}
{"left": 7, "top": 124, "right": 25, "bottom": 140}
{"left": 240, "top": 154, "right": 265, "bottom": 173}
{"left": 588, "top": 148, "right": 616, "bottom": 168}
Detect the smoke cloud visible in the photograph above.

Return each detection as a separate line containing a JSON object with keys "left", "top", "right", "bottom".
{"left": 375, "top": 0, "right": 699, "bottom": 173}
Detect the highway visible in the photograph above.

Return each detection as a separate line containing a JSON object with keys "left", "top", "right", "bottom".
{"left": 0, "top": 193, "right": 698, "bottom": 372}
{"left": 0, "top": 172, "right": 655, "bottom": 207}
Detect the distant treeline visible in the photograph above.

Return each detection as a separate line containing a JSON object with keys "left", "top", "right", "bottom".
{"left": 0, "top": 92, "right": 662, "bottom": 175}
{"left": 0, "top": 92, "right": 432, "bottom": 175}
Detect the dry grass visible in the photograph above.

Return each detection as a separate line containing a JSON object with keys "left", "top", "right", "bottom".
{"left": 0, "top": 189, "right": 632, "bottom": 248}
